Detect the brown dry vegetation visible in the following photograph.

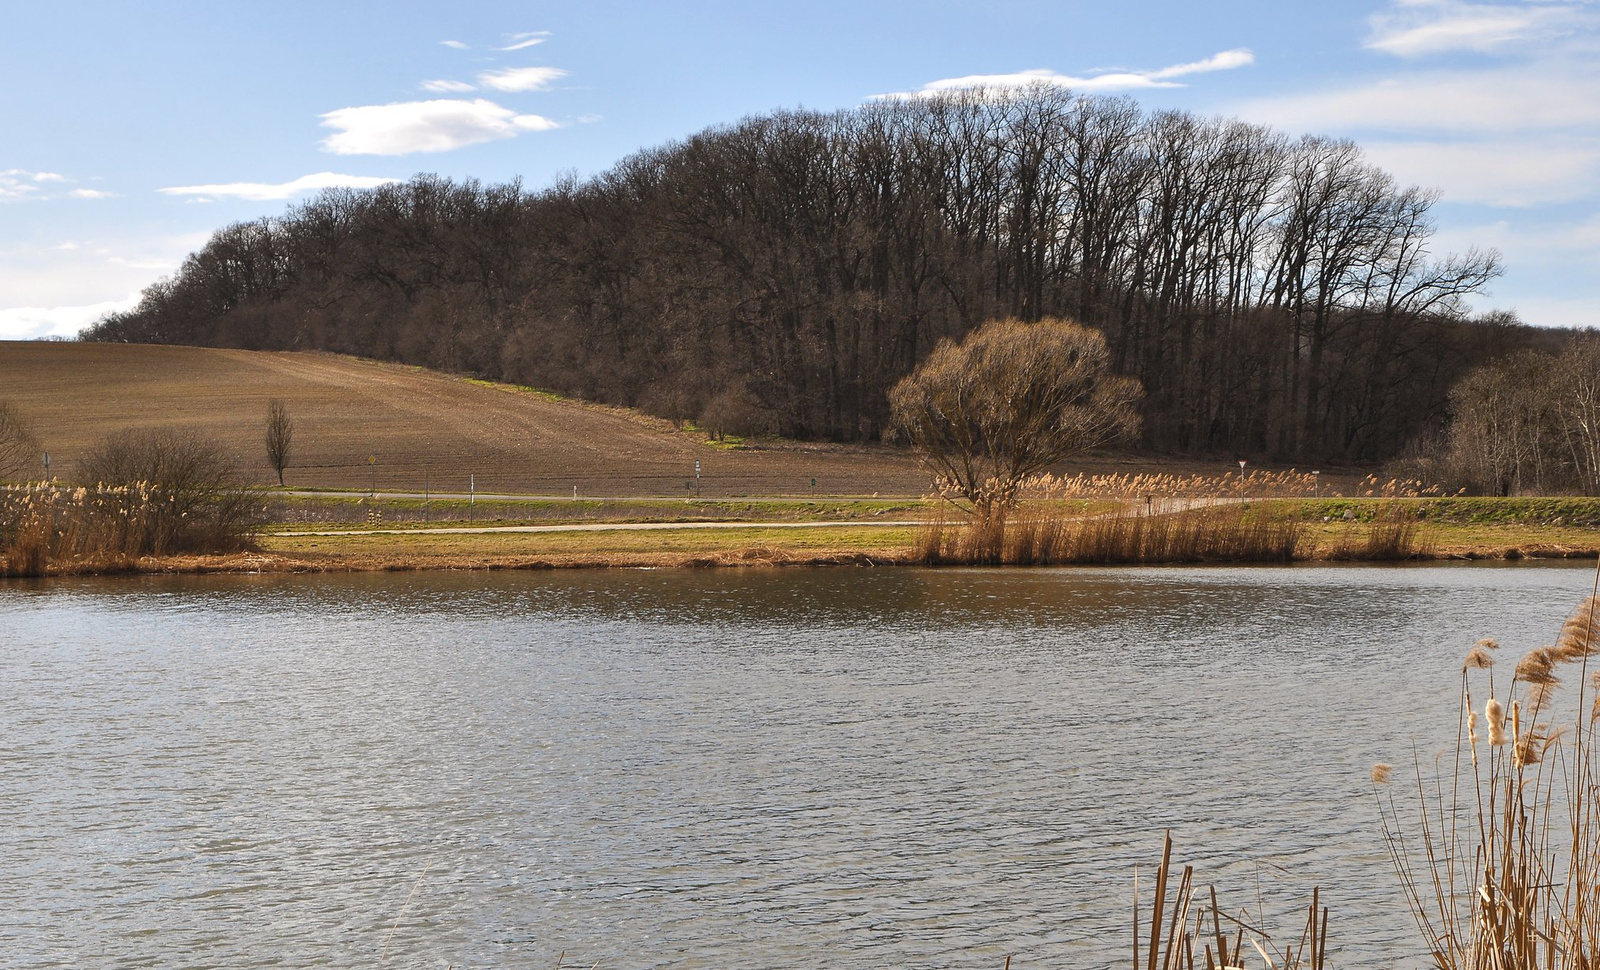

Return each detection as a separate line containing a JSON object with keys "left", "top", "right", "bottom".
{"left": 0, "top": 343, "right": 930, "bottom": 495}
{"left": 0, "top": 343, "right": 1343, "bottom": 497}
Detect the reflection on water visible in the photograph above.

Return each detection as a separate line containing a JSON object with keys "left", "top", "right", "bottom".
{"left": 1, "top": 563, "right": 1595, "bottom": 968}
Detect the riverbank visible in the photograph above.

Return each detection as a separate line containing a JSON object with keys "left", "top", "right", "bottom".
{"left": 7, "top": 516, "right": 1597, "bottom": 576}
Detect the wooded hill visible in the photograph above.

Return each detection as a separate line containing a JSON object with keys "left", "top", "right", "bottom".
{"left": 84, "top": 87, "right": 1564, "bottom": 463}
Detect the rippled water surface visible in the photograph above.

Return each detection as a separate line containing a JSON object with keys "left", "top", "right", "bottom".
{"left": 2, "top": 563, "right": 1597, "bottom": 968}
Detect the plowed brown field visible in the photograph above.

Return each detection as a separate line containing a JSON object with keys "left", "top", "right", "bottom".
{"left": 0, "top": 343, "right": 933, "bottom": 495}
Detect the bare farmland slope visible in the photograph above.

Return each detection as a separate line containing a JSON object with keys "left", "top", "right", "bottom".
{"left": 0, "top": 343, "right": 929, "bottom": 495}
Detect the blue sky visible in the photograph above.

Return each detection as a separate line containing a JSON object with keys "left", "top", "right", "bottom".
{"left": 3, "top": 0, "right": 1598, "bottom": 338}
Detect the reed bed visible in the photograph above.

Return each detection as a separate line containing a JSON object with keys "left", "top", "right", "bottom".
{"left": 1377, "top": 574, "right": 1600, "bottom": 968}
{"left": 0, "top": 481, "right": 261, "bottom": 576}
{"left": 916, "top": 472, "right": 1446, "bottom": 564}
{"left": 917, "top": 472, "right": 1309, "bottom": 565}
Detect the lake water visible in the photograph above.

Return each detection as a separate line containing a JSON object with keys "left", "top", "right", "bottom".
{"left": 2, "top": 563, "right": 1597, "bottom": 969}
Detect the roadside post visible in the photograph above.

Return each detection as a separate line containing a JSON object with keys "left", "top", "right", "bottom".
{"left": 811, "top": 477, "right": 816, "bottom": 496}
{"left": 1313, "top": 470, "right": 1320, "bottom": 499}
{"left": 695, "top": 459, "right": 702, "bottom": 498}
{"left": 42, "top": 451, "right": 49, "bottom": 480}
{"left": 1238, "top": 459, "right": 1247, "bottom": 501}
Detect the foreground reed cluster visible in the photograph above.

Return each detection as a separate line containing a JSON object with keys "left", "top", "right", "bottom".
{"left": 0, "top": 481, "right": 261, "bottom": 576}
{"left": 1132, "top": 833, "right": 1329, "bottom": 970}
{"left": 1378, "top": 585, "right": 1600, "bottom": 968}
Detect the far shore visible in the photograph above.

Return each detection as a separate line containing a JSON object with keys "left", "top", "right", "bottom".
{"left": 10, "top": 526, "right": 1599, "bottom": 578}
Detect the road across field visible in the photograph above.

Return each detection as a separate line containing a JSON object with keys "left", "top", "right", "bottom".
{"left": 274, "top": 520, "right": 926, "bottom": 537}
{"left": 279, "top": 490, "right": 917, "bottom": 503}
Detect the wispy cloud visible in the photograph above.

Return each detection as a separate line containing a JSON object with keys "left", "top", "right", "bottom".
{"left": 319, "top": 99, "right": 558, "bottom": 155}
{"left": 159, "top": 172, "right": 403, "bottom": 202}
{"left": 498, "top": 31, "right": 550, "bottom": 52}
{"left": 879, "top": 48, "right": 1254, "bottom": 98}
{"left": 1362, "top": 138, "right": 1600, "bottom": 206}
{"left": 1148, "top": 47, "right": 1258, "bottom": 79}
{"left": 1236, "top": 0, "right": 1600, "bottom": 208}
{"left": 478, "top": 66, "right": 567, "bottom": 92}
{"left": 0, "top": 170, "right": 45, "bottom": 201}
{"left": 1238, "top": 66, "right": 1600, "bottom": 136}
{"left": 441, "top": 39, "right": 469, "bottom": 50}
{"left": 421, "top": 79, "right": 476, "bottom": 93}
{"left": 1366, "top": 0, "right": 1594, "bottom": 56}
{"left": 1, "top": 169, "right": 100, "bottom": 202}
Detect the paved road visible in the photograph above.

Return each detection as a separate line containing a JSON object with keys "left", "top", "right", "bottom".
{"left": 274, "top": 520, "right": 926, "bottom": 538}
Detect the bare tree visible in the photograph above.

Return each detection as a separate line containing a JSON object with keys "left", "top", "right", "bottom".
{"left": 80, "top": 427, "right": 259, "bottom": 554}
{"left": 265, "top": 399, "right": 293, "bottom": 486}
{"left": 889, "top": 317, "right": 1141, "bottom": 511}
{"left": 0, "top": 401, "right": 41, "bottom": 481}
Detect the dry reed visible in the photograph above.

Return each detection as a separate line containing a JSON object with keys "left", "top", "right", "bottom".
{"left": 1134, "top": 831, "right": 1329, "bottom": 969}
{"left": 1377, "top": 567, "right": 1600, "bottom": 968}
{"left": 0, "top": 481, "right": 262, "bottom": 576}
{"left": 917, "top": 472, "right": 1307, "bottom": 565}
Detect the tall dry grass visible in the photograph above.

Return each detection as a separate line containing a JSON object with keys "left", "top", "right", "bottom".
{"left": 916, "top": 472, "right": 1308, "bottom": 565}
{"left": 1377, "top": 573, "right": 1600, "bottom": 968}
{"left": 916, "top": 471, "right": 1450, "bottom": 564}
{"left": 1133, "top": 832, "right": 1329, "bottom": 970}
{"left": 0, "top": 481, "right": 262, "bottom": 576}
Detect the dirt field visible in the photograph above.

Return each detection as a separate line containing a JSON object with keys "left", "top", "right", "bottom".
{"left": 0, "top": 343, "right": 939, "bottom": 495}
{"left": 0, "top": 342, "right": 1363, "bottom": 497}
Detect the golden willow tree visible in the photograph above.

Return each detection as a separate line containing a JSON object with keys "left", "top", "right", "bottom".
{"left": 888, "top": 317, "right": 1141, "bottom": 513}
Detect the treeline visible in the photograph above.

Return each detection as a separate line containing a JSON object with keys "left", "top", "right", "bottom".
{"left": 86, "top": 86, "right": 1556, "bottom": 461}
{"left": 1415, "top": 336, "right": 1600, "bottom": 496}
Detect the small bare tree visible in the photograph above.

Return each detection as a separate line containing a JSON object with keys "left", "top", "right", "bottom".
{"left": 265, "top": 399, "right": 293, "bottom": 486}
{"left": 888, "top": 317, "right": 1142, "bottom": 513}
{"left": 0, "top": 400, "right": 41, "bottom": 481}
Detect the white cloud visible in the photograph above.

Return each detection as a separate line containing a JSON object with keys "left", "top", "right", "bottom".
{"left": 0, "top": 231, "right": 221, "bottom": 337}
{"left": 1366, "top": 0, "right": 1594, "bottom": 56}
{"left": 1361, "top": 138, "right": 1600, "bottom": 205}
{"left": 0, "top": 170, "right": 44, "bottom": 201}
{"left": 881, "top": 48, "right": 1254, "bottom": 98}
{"left": 1237, "top": 65, "right": 1600, "bottom": 135}
{"left": 498, "top": 31, "right": 550, "bottom": 52}
{"left": 0, "top": 169, "right": 106, "bottom": 201}
{"left": 421, "top": 79, "right": 476, "bottom": 93}
{"left": 441, "top": 39, "right": 468, "bottom": 50}
{"left": 158, "top": 172, "right": 403, "bottom": 201}
{"left": 477, "top": 66, "right": 567, "bottom": 92}
{"left": 319, "top": 99, "right": 558, "bottom": 155}
{"left": 1234, "top": 4, "right": 1600, "bottom": 210}
{"left": 0, "top": 293, "right": 141, "bottom": 340}
{"left": 1148, "top": 47, "right": 1258, "bottom": 79}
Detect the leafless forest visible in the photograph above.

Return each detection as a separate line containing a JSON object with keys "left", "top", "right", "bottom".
{"left": 84, "top": 87, "right": 1567, "bottom": 465}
